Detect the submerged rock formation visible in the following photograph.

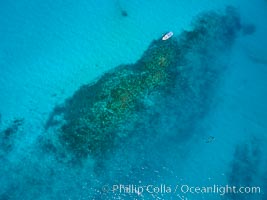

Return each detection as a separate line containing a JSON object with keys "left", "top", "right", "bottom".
{"left": 45, "top": 7, "right": 244, "bottom": 162}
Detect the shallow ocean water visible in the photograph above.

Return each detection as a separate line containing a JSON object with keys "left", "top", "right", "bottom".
{"left": 0, "top": 0, "right": 266, "bottom": 199}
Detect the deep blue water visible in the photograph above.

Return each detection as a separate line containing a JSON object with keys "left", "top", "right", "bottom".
{"left": 0, "top": 0, "right": 267, "bottom": 199}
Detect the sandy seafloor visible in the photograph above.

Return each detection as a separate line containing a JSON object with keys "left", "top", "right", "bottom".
{"left": 0, "top": 0, "right": 267, "bottom": 199}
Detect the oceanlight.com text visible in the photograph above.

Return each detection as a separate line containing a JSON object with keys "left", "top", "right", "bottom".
{"left": 178, "top": 184, "right": 261, "bottom": 196}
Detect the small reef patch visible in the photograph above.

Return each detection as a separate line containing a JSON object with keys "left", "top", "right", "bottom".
{"left": 0, "top": 118, "right": 24, "bottom": 156}
{"left": 227, "top": 137, "right": 264, "bottom": 200}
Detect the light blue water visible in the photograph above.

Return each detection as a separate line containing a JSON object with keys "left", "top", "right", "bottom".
{"left": 0, "top": 0, "right": 266, "bottom": 199}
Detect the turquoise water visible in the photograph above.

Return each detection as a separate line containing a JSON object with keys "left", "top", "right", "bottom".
{"left": 0, "top": 0, "right": 266, "bottom": 199}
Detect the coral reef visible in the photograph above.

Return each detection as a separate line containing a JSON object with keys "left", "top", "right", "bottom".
{"left": 58, "top": 38, "right": 180, "bottom": 159}
{"left": 46, "top": 7, "right": 244, "bottom": 162}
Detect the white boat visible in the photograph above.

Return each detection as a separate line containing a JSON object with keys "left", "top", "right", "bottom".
{"left": 162, "top": 31, "right": 173, "bottom": 40}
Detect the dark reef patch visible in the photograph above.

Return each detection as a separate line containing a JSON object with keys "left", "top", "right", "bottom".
{"left": 227, "top": 137, "right": 263, "bottom": 200}
{"left": 228, "top": 140, "right": 261, "bottom": 186}
{"left": 45, "top": 7, "right": 244, "bottom": 167}
{"left": 0, "top": 118, "right": 24, "bottom": 155}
